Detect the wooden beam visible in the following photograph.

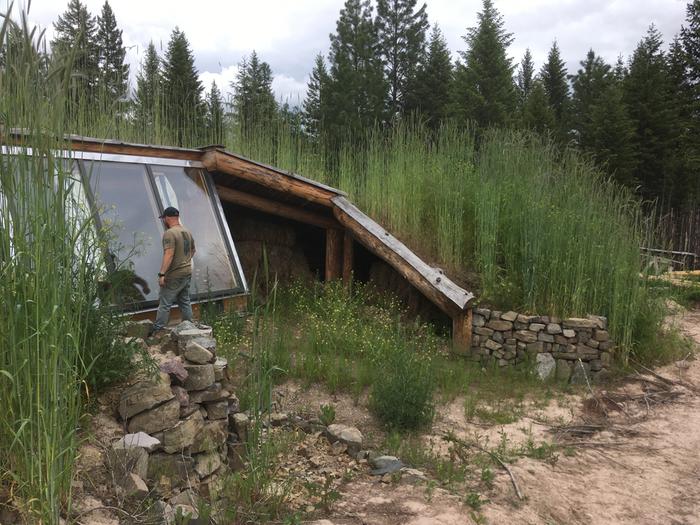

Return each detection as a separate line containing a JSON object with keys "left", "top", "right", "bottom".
{"left": 325, "top": 228, "right": 343, "bottom": 282}
{"left": 203, "top": 150, "right": 336, "bottom": 207}
{"left": 452, "top": 308, "right": 473, "bottom": 354}
{"left": 342, "top": 232, "right": 354, "bottom": 288}
{"left": 215, "top": 185, "right": 338, "bottom": 229}
{"left": 331, "top": 196, "right": 474, "bottom": 317}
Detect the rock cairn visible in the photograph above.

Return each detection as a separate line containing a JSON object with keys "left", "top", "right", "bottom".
{"left": 467, "top": 309, "right": 612, "bottom": 382}
{"left": 114, "top": 321, "right": 241, "bottom": 520}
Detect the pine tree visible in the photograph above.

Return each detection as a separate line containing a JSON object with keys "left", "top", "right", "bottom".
{"left": 162, "top": 28, "right": 204, "bottom": 146}
{"left": 624, "top": 25, "right": 675, "bottom": 205}
{"left": 302, "top": 53, "right": 330, "bottom": 140}
{"left": 134, "top": 41, "right": 161, "bottom": 135}
{"left": 521, "top": 79, "right": 555, "bottom": 135}
{"left": 232, "top": 51, "right": 278, "bottom": 136}
{"left": 375, "top": 0, "right": 429, "bottom": 118}
{"left": 205, "top": 81, "right": 225, "bottom": 144}
{"left": 95, "top": 1, "right": 128, "bottom": 104}
{"left": 452, "top": 0, "right": 516, "bottom": 129}
{"left": 516, "top": 48, "right": 535, "bottom": 110}
{"left": 408, "top": 24, "right": 453, "bottom": 129}
{"left": 326, "top": 0, "right": 386, "bottom": 142}
{"left": 570, "top": 50, "right": 611, "bottom": 150}
{"left": 540, "top": 41, "right": 569, "bottom": 141}
{"left": 679, "top": 1, "right": 700, "bottom": 208}
{"left": 51, "top": 0, "right": 99, "bottom": 99}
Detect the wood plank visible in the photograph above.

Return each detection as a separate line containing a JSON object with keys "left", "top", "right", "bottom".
{"left": 331, "top": 196, "right": 474, "bottom": 315}
{"left": 203, "top": 150, "right": 336, "bottom": 207}
{"left": 342, "top": 231, "right": 354, "bottom": 287}
{"left": 452, "top": 308, "right": 473, "bottom": 354}
{"left": 325, "top": 228, "right": 343, "bottom": 281}
{"left": 215, "top": 185, "right": 338, "bottom": 229}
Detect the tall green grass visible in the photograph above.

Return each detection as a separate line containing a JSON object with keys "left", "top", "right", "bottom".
{"left": 0, "top": 6, "right": 138, "bottom": 521}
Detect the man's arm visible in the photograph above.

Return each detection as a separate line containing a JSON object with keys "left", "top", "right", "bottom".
{"left": 158, "top": 248, "right": 174, "bottom": 287}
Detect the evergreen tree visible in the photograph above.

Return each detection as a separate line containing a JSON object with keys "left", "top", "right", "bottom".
{"left": 570, "top": 50, "right": 611, "bottom": 150}
{"left": 516, "top": 48, "right": 535, "bottom": 109}
{"left": 540, "top": 41, "right": 569, "bottom": 140}
{"left": 408, "top": 24, "right": 453, "bottom": 130}
{"left": 51, "top": 0, "right": 99, "bottom": 99}
{"left": 521, "top": 79, "right": 555, "bottom": 135}
{"left": 232, "top": 51, "right": 278, "bottom": 135}
{"left": 679, "top": 1, "right": 700, "bottom": 208}
{"left": 326, "top": 0, "right": 386, "bottom": 142}
{"left": 624, "top": 25, "right": 675, "bottom": 205}
{"left": 205, "top": 81, "right": 225, "bottom": 144}
{"left": 134, "top": 41, "right": 161, "bottom": 133}
{"left": 162, "top": 28, "right": 204, "bottom": 146}
{"left": 302, "top": 53, "right": 330, "bottom": 140}
{"left": 375, "top": 0, "right": 429, "bottom": 117}
{"left": 452, "top": 0, "right": 516, "bottom": 129}
{"left": 95, "top": 1, "right": 128, "bottom": 103}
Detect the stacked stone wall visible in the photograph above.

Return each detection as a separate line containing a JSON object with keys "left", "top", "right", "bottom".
{"left": 469, "top": 308, "right": 613, "bottom": 382}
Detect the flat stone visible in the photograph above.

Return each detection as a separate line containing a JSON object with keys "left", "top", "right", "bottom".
{"left": 184, "top": 341, "right": 214, "bottom": 364}
{"left": 474, "top": 308, "right": 491, "bottom": 319}
{"left": 555, "top": 335, "right": 569, "bottom": 345}
{"left": 486, "top": 319, "right": 513, "bottom": 331}
{"left": 594, "top": 330, "right": 610, "bottom": 342}
{"left": 538, "top": 332, "right": 554, "bottom": 343}
{"left": 269, "top": 412, "right": 288, "bottom": 427}
{"left": 113, "top": 432, "right": 161, "bottom": 452}
{"left": 526, "top": 341, "right": 543, "bottom": 354}
{"left": 536, "top": 353, "right": 556, "bottom": 380}
{"left": 529, "top": 323, "right": 546, "bottom": 332}
{"left": 578, "top": 331, "right": 591, "bottom": 343}
{"left": 484, "top": 339, "right": 502, "bottom": 351}
{"left": 148, "top": 454, "right": 195, "bottom": 495}
{"left": 231, "top": 413, "right": 250, "bottom": 443}
{"left": 189, "top": 382, "right": 226, "bottom": 404}
{"left": 590, "top": 359, "right": 603, "bottom": 372}
{"left": 516, "top": 314, "right": 536, "bottom": 323}
{"left": 190, "top": 336, "right": 217, "bottom": 353}
{"left": 125, "top": 320, "right": 153, "bottom": 339}
{"left": 107, "top": 446, "right": 148, "bottom": 482}
{"left": 162, "top": 411, "right": 204, "bottom": 453}
{"left": 204, "top": 401, "right": 229, "bottom": 420}
{"left": 194, "top": 451, "right": 222, "bottom": 478}
{"left": 180, "top": 403, "right": 200, "bottom": 418}
{"left": 587, "top": 339, "right": 600, "bottom": 349}
{"left": 326, "top": 424, "right": 363, "bottom": 455}
{"left": 177, "top": 328, "right": 214, "bottom": 352}
{"left": 159, "top": 360, "right": 188, "bottom": 384}
{"left": 370, "top": 455, "right": 404, "bottom": 475}
{"left": 472, "top": 314, "right": 486, "bottom": 327}
{"left": 501, "top": 311, "right": 518, "bottom": 322}
{"left": 183, "top": 364, "right": 215, "bottom": 391}
{"left": 492, "top": 331, "right": 504, "bottom": 344}
{"left": 563, "top": 329, "right": 576, "bottom": 338}
{"left": 515, "top": 330, "right": 537, "bottom": 343}
{"left": 122, "top": 472, "right": 149, "bottom": 498}
{"left": 563, "top": 318, "right": 596, "bottom": 329}
{"left": 192, "top": 420, "right": 228, "bottom": 453}
{"left": 474, "top": 326, "right": 494, "bottom": 337}
{"left": 213, "top": 357, "right": 228, "bottom": 381}
{"left": 588, "top": 315, "right": 608, "bottom": 329}
{"left": 119, "top": 373, "right": 173, "bottom": 420}
{"left": 546, "top": 323, "right": 562, "bottom": 335}
{"left": 127, "top": 398, "right": 180, "bottom": 434}
{"left": 599, "top": 341, "right": 612, "bottom": 351}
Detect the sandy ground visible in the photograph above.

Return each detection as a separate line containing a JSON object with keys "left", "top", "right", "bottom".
{"left": 315, "top": 308, "right": 700, "bottom": 525}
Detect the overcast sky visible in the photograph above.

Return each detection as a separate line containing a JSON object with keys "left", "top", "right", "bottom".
{"left": 9, "top": 0, "right": 690, "bottom": 104}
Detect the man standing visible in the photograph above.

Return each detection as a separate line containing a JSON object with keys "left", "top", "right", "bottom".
{"left": 150, "top": 206, "right": 196, "bottom": 334}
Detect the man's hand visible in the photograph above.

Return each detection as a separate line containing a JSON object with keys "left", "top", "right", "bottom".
{"left": 159, "top": 276, "right": 166, "bottom": 287}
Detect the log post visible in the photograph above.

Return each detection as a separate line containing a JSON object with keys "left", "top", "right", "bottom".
{"left": 325, "top": 228, "right": 343, "bottom": 282}
{"left": 452, "top": 308, "right": 473, "bottom": 355}
{"left": 342, "top": 231, "right": 354, "bottom": 289}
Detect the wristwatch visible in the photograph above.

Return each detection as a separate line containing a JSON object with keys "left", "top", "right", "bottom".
{"left": 158, "top": 272, "right": 165, "bottom": 277}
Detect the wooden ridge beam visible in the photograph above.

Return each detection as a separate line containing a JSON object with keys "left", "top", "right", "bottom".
{"left": 331, "top": 196, "right": 474, "bottom": 317}
{"left": 203, "top": 150, "right": 336, "bottom": 207}
{"left": 215, "top": 185, "right": 338, "bottom": 229}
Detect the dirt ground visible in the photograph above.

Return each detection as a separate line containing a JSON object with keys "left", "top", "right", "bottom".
{"left": 306, "top": 308, "right": 700, "bottom": 525}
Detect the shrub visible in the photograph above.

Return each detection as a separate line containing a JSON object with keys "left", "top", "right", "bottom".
{"left": 370, "top": 342, "right": 436, "bottom": 430}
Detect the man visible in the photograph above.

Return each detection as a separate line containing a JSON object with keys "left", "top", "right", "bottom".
{"left": 150, "top": 206, "right": 196, "bottom": 335}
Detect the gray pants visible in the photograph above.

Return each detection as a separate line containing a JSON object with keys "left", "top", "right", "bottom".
{"left": 153, "top": 275, "right": 192, "bottom": 331}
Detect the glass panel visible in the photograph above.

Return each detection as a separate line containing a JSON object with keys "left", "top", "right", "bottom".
{"left": 151, "top": 165, "right": 238, "bottom": 295}
{"left": 85, "top": 160, "right": 162, "bottom": 303}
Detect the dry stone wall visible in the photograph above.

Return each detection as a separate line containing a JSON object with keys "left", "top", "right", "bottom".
{"left": 468, "top": 308, "right": 613, "bottom": 382}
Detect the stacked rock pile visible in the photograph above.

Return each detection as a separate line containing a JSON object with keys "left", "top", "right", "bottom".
{"left": 468, "top": 309, "right": 612, "bottom": 382}
{"left": 112, "top": 321, "right": 239, "bottom": 518}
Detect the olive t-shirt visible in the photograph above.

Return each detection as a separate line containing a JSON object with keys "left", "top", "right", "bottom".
{"left": 162, "top": 225, "right": 195, "bottom": 279}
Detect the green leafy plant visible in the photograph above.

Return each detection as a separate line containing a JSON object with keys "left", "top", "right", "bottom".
{"left": 319, "top": 403, "right": 336, "bottom": 426}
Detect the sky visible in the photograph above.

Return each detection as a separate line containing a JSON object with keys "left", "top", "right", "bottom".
{"left": 8, "top": 0, "right": 691, "bottom": 104}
